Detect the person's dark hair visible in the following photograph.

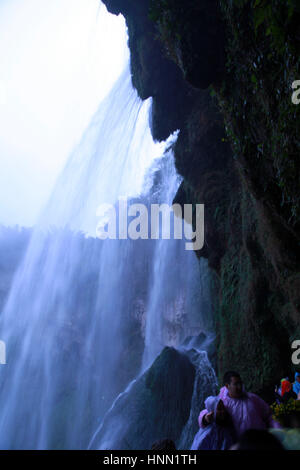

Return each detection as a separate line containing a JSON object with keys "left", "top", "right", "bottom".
{"left": 223, "top": 370, "right": 241, "bottom": 385}
{"left": 235, "top": 429, "right": 284, "bottom": 451}
{"left": 280, "top": 410, "right": 300, "bottom": 428}
{"left": 151, "top": 439, "right": 177, "bottom": 450}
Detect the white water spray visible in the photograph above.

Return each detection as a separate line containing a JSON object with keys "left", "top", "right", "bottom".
{"left": 0, "top": 1, "right": 215, "bottom": 450}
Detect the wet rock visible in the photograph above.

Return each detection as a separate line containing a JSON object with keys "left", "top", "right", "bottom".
{"left": 92, "top": 347, "right": 195, "bottom": 450}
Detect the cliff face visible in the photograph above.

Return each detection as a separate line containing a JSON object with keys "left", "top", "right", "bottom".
{"left": 102, "top": 0, "right": 300, "bottom": 395}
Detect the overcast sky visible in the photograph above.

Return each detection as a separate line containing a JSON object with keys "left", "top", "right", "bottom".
{"left": 0, "top": 0, "right": 129, "bottom": 227}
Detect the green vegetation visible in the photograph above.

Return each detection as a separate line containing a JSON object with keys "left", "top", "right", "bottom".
{"left": 271, "top": 398, "right": 300, "bottom": 426}
{"left": 216, "top": 0, "right": 300, "bottom": 227}
{"left": 148, "top": 0, "right": 188, "bottom": 64}
{"left": 118, "top": 0, "right": 300, "bottom": 393}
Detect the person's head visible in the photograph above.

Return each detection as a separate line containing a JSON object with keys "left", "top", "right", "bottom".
{"left": 231, "top": 429, "right": 284, "bottom": 451}
{"left": 204, "top": 396, "right": 219, "bottom": 413}
{"left": 281, "top": 411, "right": 300, "bottom": 428}
{"left": 295, "top": 372, "right": 300, "bottom": 383}
{"left": 151, "top": 439, "right": 176, "bottom": 451}
{"left": 223, "top": 371, "right": 243, "bottom": 398}
{"left": 204, "top": 396, "right": 232, "bottom": 427}
{"left": 282, "top": 379, "right": 292, "bottom": 395}
{"left": 215, "top": 399, "right": 232, "bottom": 426}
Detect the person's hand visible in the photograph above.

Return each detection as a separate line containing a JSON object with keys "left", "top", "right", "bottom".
{"left": 203, "top": 412, "right": 214, "bottom": 425}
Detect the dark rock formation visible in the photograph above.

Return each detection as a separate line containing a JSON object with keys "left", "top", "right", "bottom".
{"left": 177, "top": 348, "right": 217, "bottom": 449}
{"left": 102, "top": 0, "right": 300, "bottom": 393}
{"left": 148, "top": 0, "right": 225, "bottom": 88}
{"left": 91, "top": 347, "right": 195, "bottom": 449}
{"left": 102, "top": 0, "right": 231, "bottom": 273}
{"left": 103, "top": 0, "right": 196, "bottom": 141}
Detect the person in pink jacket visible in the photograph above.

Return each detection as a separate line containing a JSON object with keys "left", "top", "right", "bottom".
{"left": 198, "top": 371, "right": 280, "bottom": 440}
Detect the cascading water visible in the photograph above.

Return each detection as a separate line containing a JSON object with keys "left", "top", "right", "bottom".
{"left": 87, "top": 149, "right": 217, "bottom": 450}
{"left": 0, "top": 2, "right": 217, "bottom": 450}
{"left": 0, "top": 60, "right": 165, "bottom": 449}
{"left": 141, "top": 151, "right": 213, "bottom": 372}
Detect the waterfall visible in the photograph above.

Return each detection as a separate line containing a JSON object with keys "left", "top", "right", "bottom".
{"left": 0, "top": 3, "right": 216, "bottom": 451}
{"left": 140, "top": 152, "right": 213, "bottom": 371}
{"left": 0, "top": 61, "right": 165, "bottom": 449}
{"left": 85, "top": 149, "right": 216, "bottom": 450}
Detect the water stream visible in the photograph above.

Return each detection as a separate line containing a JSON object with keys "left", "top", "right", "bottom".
{"left": 0, "top": 3, "right": 216, "bottom": 450}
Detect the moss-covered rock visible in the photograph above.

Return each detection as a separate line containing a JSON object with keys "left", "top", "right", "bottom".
{"left": 91, "top": 347, "right": 195, "bottom": 450}
{"left": 102, "top": 0, "right": 300, "bottom": 395}
{"left": 149, "top": 0, "right": 225, "bottom": 88}
{"left": 208, "top": 0, "right": 300, "bottom": 390}
{"left": 103, "top": 0, "right": 199, "bottom": 141}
